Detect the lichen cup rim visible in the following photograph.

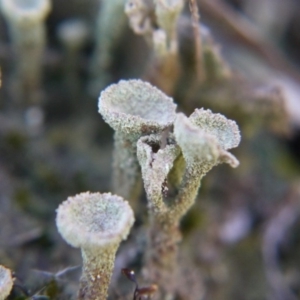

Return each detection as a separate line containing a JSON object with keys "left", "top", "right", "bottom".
{"left": 174, "top": 112, "right": 240, "bottom": 168}
{"left": 0, "top": 0, "right": 51, "bottom": 23}
{"left": 56, "top": 192, "right": 135, "bottom": 249}
{"left": 98, "top": 79, "right": 177, "bottom": 137}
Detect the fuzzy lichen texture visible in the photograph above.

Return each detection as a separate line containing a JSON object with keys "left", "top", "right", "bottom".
{"left": 0, "top": 265, "right": 13, "bottom": 300}
{"left": 171, "top": 111, "right": 240, "bottom": 219}
{"left": 137, "top": 134, "right": 180, "bottom": 214}
{"left": 137, "top": 133, "right": 182, "bottom": 298}
{"left": 56, "top": 192, "right": 135, "bottom": 300}
{"left": 98, "top": 79, "right": 177, "bottom": 204}
{"left": 136, "top": 108, "right": 240, "bottom": 298}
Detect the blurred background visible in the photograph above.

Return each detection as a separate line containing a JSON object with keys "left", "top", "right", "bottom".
{"left": 0, "top": 0, "right": 300, "bottom": 299}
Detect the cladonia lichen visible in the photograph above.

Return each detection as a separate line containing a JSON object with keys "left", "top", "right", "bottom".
{"left": 98, "top": 79, "right": 177, "bottom": 206}
{"left": 99, "top": 79, "right": 241, "bottom": 299}
{"left": 99, "top": 80, "right": 240, "bottom": 299}
{"left": 56, "top": 192, "right": 135, "bottom": 300}
{"left": 0, "top": 0, "right": 51, "bottom": 104}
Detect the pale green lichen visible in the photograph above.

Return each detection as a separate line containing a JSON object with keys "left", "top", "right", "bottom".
{"left": 57, "top": 19, "right": 89, "bottom": 99}
{"left": 175, "top": 112, "right": 240, "bottom": 174}
{"left": 135, "top": 105, "right": 240, "bottom": 298}
{"left": 98, "top": 79, "right": 177, "bottom": 203}
{"left": 125, "top": 0, "right": 153, "bottom": 38}
{"left": 0, "top": 265, "right": 13, "bottom": 300}
{"left": 0, "top": 0, "right": 51, "bottom": 24}
{"left": 56, "top": 192, "right": 135, "bottom": 300}
{"left": 58, "top": 19, "right": 89, "bottom": 51}
{"left": 154, "top": 0, "right": 183, "bottom": 53}
{"left": 99, "top": 79, "right": 176, "bottom": 140}
{"left": 137, "top": 133, "right": 180, "bottom": 213}
{"left": 125, "top": 0, "right": 183, "bottom": 55}
{"left": 0, "top": 0, "right": 51, "bottom": 104}
{"left": 98, "top": 79, "right": 241, "bottom": 298}
{"left": 189, "top": 108, "right": 240, "bottom": 150}
{"left": 89, "top": 0, "right": 129, "bottom": 94}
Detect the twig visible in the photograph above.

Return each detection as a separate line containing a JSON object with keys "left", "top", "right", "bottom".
{"left": 199, "top": 0, "right": 300, "bottom": 83}
{"left": 262, "top": 189, "right": 300, "bottom": 300}
{"left": 188, "top": 0, "right": 205, "bottom": 82}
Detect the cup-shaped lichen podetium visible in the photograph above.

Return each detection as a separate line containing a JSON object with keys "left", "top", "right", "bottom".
{"left": 136, "top": 110, "right": 240, "bottom": 297}
{"left": 172, "top": 110, "right": 240, "bottom": 221}
{"left": 98, "top": 79, "right": 177, "bottom": 204}
{"left": 137, "top": 133, "right": 181, "bottom": 298}
{"left": 56, "top": 192, "right": 134, "bottom": 300}
{"left": 0, "top": 265, "right": 13, "bottom": 300}
{"left": 0, "top": 0, "right": 51, "bottom": 104}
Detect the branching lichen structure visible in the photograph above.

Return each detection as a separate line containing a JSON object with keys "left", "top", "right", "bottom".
{"left": 99, "top": 78, "right": 241, "bottom": 299}
{"left": 137, "top": 109, "right": 240, "bottom": 298}
{"left": 98, "top": 79, "right": 177, "bottom": 205}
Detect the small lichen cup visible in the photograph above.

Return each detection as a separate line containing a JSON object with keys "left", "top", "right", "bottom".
{"left": 137, "top": 108, "right": 241, "bottom": 298}
{"left": 98, "top": 79, "right": 177, "bottom": 204}
{"left": 56, "top": 192, "right": 135, "bottom": 300}
{"left": 0, "top": 265, "right": 13, "bottom": 300}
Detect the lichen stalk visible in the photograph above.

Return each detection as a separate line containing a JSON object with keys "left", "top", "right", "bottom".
{"left": 137, "top": 134, "right": 182, "bottom": 298}
{"left": 0, "top": 0, "right": 51, "bottom": 104}
{"left": 98, "top": 80, "right": 177, "bottom": 205}
{"left": 154, "top": 0, "right": 183, "bottom": 53}
{"left": 89, "top": 0, "right": 128, "bottom": 93}
{"left": 57, "top": 19, "right": 89, "bottom": 101}
{"left": 137, "top": 109, "right": 241, "bottom": 298}
{"left": 145, "top": 215, "right": 181, "bottom": 300}
{"left": 112, "top": 133, "right": 142, "bottom": 203}
{"left": 79, "top": 246, "right": 117, "bottom": 300}
{"left": 168, "top": 169, "right": 203, "bottom": 222}
{"left": 10, "top": 23, "right": 46, "bottom": 103}
{"left": 56, "top": 192, "right": 135, "bottom": 300}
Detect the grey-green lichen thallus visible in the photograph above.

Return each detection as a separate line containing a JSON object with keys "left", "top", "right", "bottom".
{"left": 56, "top": 192, "right": 135, "bottom": 300}
{"left": 98, "top": 79, "right": 177, "bottom": 206}
{"left": 137, "top": 108, "right": 241, "bottom": 298}
{"left": 0, "top": 265, "right": 13, "bottom": 300}
{"left": 0, "top": 0, "right": 51, "bottom": 104}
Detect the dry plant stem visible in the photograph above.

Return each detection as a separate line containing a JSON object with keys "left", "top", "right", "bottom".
{"left": 262, "top": 195, "right": 300, "bottom": 300}
{"left": 199, "top": 0, "right": 300, "bottom": 83}
{"left": 79, "top": 247, "right": 117, "bottom": 300}
{"left": 189, "top": 0, "right": 205, "bottom": 82}
{"left": 112, "top": 133, "right": 142, "bottom": 204}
